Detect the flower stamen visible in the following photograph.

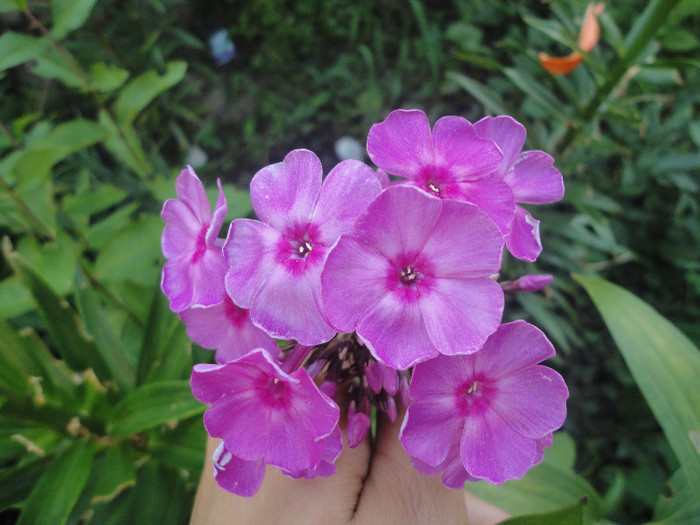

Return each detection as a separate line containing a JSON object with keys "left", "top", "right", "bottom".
{"left": 399, "top": 266, "right": 418, "bottom": 285}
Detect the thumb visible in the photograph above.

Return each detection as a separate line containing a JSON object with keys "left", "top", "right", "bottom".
{"left": 350, "top": 404, "right": 468, "bottom": 524}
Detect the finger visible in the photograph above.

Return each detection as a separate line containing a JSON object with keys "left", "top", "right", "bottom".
{"left": 350, "top": 404, "right": 468, "bottom": 524}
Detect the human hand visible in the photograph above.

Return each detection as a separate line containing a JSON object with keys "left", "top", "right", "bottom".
{"left": 190, "top": 404, "right": 508, "bottom": 524}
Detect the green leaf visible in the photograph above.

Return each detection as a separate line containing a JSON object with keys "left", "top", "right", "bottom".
{"left": 0, "top": 456, "right": 51, "bottom": 512}
{"left": 74, "top": 270, "right": 135, "bottom": 391}
{"left": 51, "top": 0, "right": 99, "bottom": 39}
{"left": 574, "top": 274, "right": 700, "bottom": 499}
{"left": 0, "top": 32, "right": 49, "bottom": 72}
{"left": 148, "top": 416, "right": 206, "bottom": 476}
{"left": 31, "top": 46, "right": 83, "bottom": 88}
{"left": 499, "top": 499, "right": 585, "bottom": 525}
{"left": 446, "top": 71, "right": 509, "bottom": 115}
{"left": 114, "top": 61, "right": 187, "bottom": 125}
{"left": 97, "top": 110, "right": 149, "bottom": 175}
{"left": 87, "top": 62, "right": 130, "bottom": 92}
{"left": 17, "top": 439, "right": 96, "bottom": 525}
{"left": 0, "top": 320, "right": 77, "bottom": 405}
{"left": 128, "top": 462, "right": 193, "bottom": 524}
{"left": 93, "top": 214, "right": 163, "bottom": 285}
{"left": 2, "top": 238, "right": 112, "bottom": 380}
{"left": 502, "top": 67, "right": 568, "bottom": 123}
{"left": 652, "top": 468, "right": 700, "bottom": 523}
{"left": 107, "top": 380, "right": 204, "bottom": 436}
{"left": 467, "top": 433, "right": 604, "bottom": 520}
{"left": 0, "top": 0, "right": 21, "bottom": 13}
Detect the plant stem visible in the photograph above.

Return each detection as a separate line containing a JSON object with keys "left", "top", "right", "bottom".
{"left": 554, "top": 0, "right": 683, "bottom": 156}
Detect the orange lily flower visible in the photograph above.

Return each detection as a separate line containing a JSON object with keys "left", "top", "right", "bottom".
{"left": 539, "top": 2, "right": 605, "bottom": 75}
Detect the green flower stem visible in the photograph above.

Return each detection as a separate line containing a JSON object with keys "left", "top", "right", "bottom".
{"left": 555, "top": 0, "right": 683, "bottom": 156}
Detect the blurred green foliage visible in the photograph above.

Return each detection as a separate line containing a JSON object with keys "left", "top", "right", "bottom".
{"left": 0, "top": 0, "right": 698, "bottom": 523}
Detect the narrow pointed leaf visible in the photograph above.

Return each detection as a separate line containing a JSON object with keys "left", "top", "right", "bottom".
{"left": 17, "top": 439, "right": 96, "bottom": 525}
{"left": 574, "top": 274, "right": 700, "bottom": 499}
{"left": 107, "top": 380, "right": 204, "bottom": 436}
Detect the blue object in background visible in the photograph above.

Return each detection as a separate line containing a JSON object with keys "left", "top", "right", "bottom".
{"left": 209, "top": 29, "right": 236, "bottom": 65}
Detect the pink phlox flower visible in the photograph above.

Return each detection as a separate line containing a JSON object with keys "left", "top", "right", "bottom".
{"left": 399, "top": 320, "right": 568, "bottom": 485}
{"left": 366, "top": 109, "right": 516, "bottom": 234}
{"left": 364, "top": 360, "right": 400, "bottom": 395}
{"left": 224, "top": 149, "right": 383, "bottom": 345}
{"left": 321, "top": 185, "right": 505, "bottom": 370}
{"left": 179, "top": 294, "right": 279, "bottom": 363}
{"left": 161, "top": 166, "right": 228, "bottom": 312}
{"left": 474, "top": 116, "right": 565, "bottom": 262}
{"left": 190, "top": 348, "right": 340, "bottom": 494}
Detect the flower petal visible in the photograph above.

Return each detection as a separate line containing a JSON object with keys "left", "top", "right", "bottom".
{"left": 321, "top": 235, "right": 394, "bottom": 332}
{"left": 175, "top": 166, "right": 211, "bottom": 224}
{"left": 419, "top": 277, "right": 504, "bottom": 355}
{"left": 505, "top": 151, "right": 564, "bottom": 204}
{"left": 473, "top": 116, "right": 527, "bottom": 177}
{"left": 205, "top": 178, "right": 229, "bottom": 246}
{"left": 311, "top": 159, "right": 382, "bottom": 245}
{"left": 432, "top": 116, "right": 503, "bottom": 180}
{"left": 506, "top": 206, "right": 542, "bottom": 262}
{"left": 409, "top": 354, "right": 474, "bottom": 399}
{"left": 161, "top": 247, "right": 227, "bottom": 312}
{"left": 352, "top": 185, "right": 442, "bottom": 262}
{"left": 161, "top": 199, "right": 199, "bottom": 259}
{"left": 473, "top": 321, "right": 556, "bottom": 380}
{"left": 212, "top": 441, "right": 266, "bottom": 497}
{"left": 367, "top": 109, "right": 434, "bottom": 178}
{"left": 418, "top": 199, "right": 504, "bottom": 278}
{"left": 251, "top": 259, "right": 335, "bottom": 345}
{"left": 356, "top": 288, "right": 438, "bottom": 370}
{"left": 224, "top": 219, "right": 286, "bottom": 308}
{"left": 461, "top": 405, "right": 539, "bottom": 483}
{"left": 249, "top": 149, "right": 322, "bottom": 233}
{"left": 179, "top": 298, "right": 278, "bottom": 363}
{"left": 489, "top": 365, "right": 569, "bottom": 439}
{"left": 400, "top": 396, "right": 464, "bottom": 466}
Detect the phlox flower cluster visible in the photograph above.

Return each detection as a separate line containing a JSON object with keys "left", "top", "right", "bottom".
{"left": 160, "top": 109, "right": 569, "bottom": 496}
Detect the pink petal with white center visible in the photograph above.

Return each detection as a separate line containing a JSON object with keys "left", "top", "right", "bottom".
{"left": 506, "top": 206, "right": 542, "bottom": 262}
{"left": 400, "top": 396, "right": 464, "bottom": 466}
{"left": 409, "top": 354, "right": 474, "bottom": 399}
{"left": 461, "top": 404, "right": 539, "bottom": 483}
{"left": 431, "top": 116, "right": 503, "bottom": 181}
{"left": 161, "top": 247, "right": 227, "bottom": 312}
{"left": 192, "top": 351, "right": 339, "bottom": 473}
{"left": 212, "top": 441, "right": 266, "bottom": 497}
{"left": 505, "top": 151, "right": 564, "bottom": 204}
{"left": 311, "top": 159, "right": 382, "bottom": 245}
{"left": 249, "top": 149, "right": 322, "bottom": 233}
{"left": 418, "top": 199, "right": 504, "bottom": 278}
{"left": 455, "top": 178, "right": 516, "bottom": 234}
{"left": 367, "top": 109, "right": 434, "bottom": 178}
{"left": 356, "top": 289, "right": 438, "bottom": 370}
{"left": 473, "top": 321, "right": 556, "bottom": 380}
{"left": 474, "top": 116, "right": 527, "bottom": 177}
{"left": 351, "top": 185, "right": 442, "bottom": 262}
{"left": 321, "top": 235, "right": 393, "bottom": 332}
{"left": 224, "top": 219, "right": 286, "bottom": 308}
{"left": 488, "top": 366, "right": 568, "bottom": 439}
{"left": 419, "top": 277, "right": 504, "bottom": 355}
{"left": 251, "top": 258, "right": 335, "bottom": 345}
{"left": 179, "top": 297, "right": 278, "bottom": 363}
